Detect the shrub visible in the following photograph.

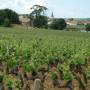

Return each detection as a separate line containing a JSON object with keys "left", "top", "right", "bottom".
{"left": 51, "top": 72, "right": 58, "bottom": 80}
{"left": 4, "top": 18, "right": 11, "bottom": 27}
{"left": 0, "top": 9, "right": 20, "bottom": 25}
{"left": 86, "top": 24, "right": 90, "bottom": 32}
{"left": 0, "top": 73, "right": 3, "bottom": 83}
{"left": 49, "top": 18, "right": 67, "bottom": 30}
{"left": 0, "top": 16, "right": 4, "bottom": 25}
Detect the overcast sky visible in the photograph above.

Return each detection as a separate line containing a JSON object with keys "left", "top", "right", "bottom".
{"left": 0, "top": 0, "right": 90, "bottom": 18}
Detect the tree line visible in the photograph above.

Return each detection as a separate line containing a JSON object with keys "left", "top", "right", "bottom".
{"left": 0, "top": 5, "right": 90, "bottom": 31}
{"left": 0, "top": 5, "right": 67, "bottom": 30}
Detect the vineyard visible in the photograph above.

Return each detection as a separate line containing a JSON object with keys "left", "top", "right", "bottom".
{"left": 0, "top": 26, "right": 90, "bottom": 90}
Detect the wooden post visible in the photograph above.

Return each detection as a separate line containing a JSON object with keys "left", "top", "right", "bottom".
{"left": 33, "top": 79, "right": 44, "bottom": 90}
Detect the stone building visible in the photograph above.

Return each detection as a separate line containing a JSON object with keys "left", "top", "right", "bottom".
{"left": 19, "top": 15, "right": 30, "bottom": 26}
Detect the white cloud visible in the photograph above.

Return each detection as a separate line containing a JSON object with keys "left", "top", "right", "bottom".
{"left": 0, "top": 0, "right": 47, "bottom": 14}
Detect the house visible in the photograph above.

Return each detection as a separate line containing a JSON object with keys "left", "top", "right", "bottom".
{"left": 66, "top": 19, "right": 78, "bottom": 26}
{"left": 83, "top": 21, "right": 90, "bottom": 25}
{"left": 48, "top": 17, "right": 54, "bottom": 25}
{"left": 19, "top": 15, "right": 30, "bottom": 26}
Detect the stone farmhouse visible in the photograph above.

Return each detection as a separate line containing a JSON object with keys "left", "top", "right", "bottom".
{"left": 19, "top": 14, "right": 30, "bottom": 26}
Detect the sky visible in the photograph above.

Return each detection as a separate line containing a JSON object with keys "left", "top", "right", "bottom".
{"left": 0, "top": 0, "right": 90, "bottom": 18}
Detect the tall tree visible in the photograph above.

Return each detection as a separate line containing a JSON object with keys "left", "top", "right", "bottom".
{"left": 30, "top": 5, "right": 48, "bottom": 28}
{"left": 30, "top": 5, "right": 47, "bottom": 17}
